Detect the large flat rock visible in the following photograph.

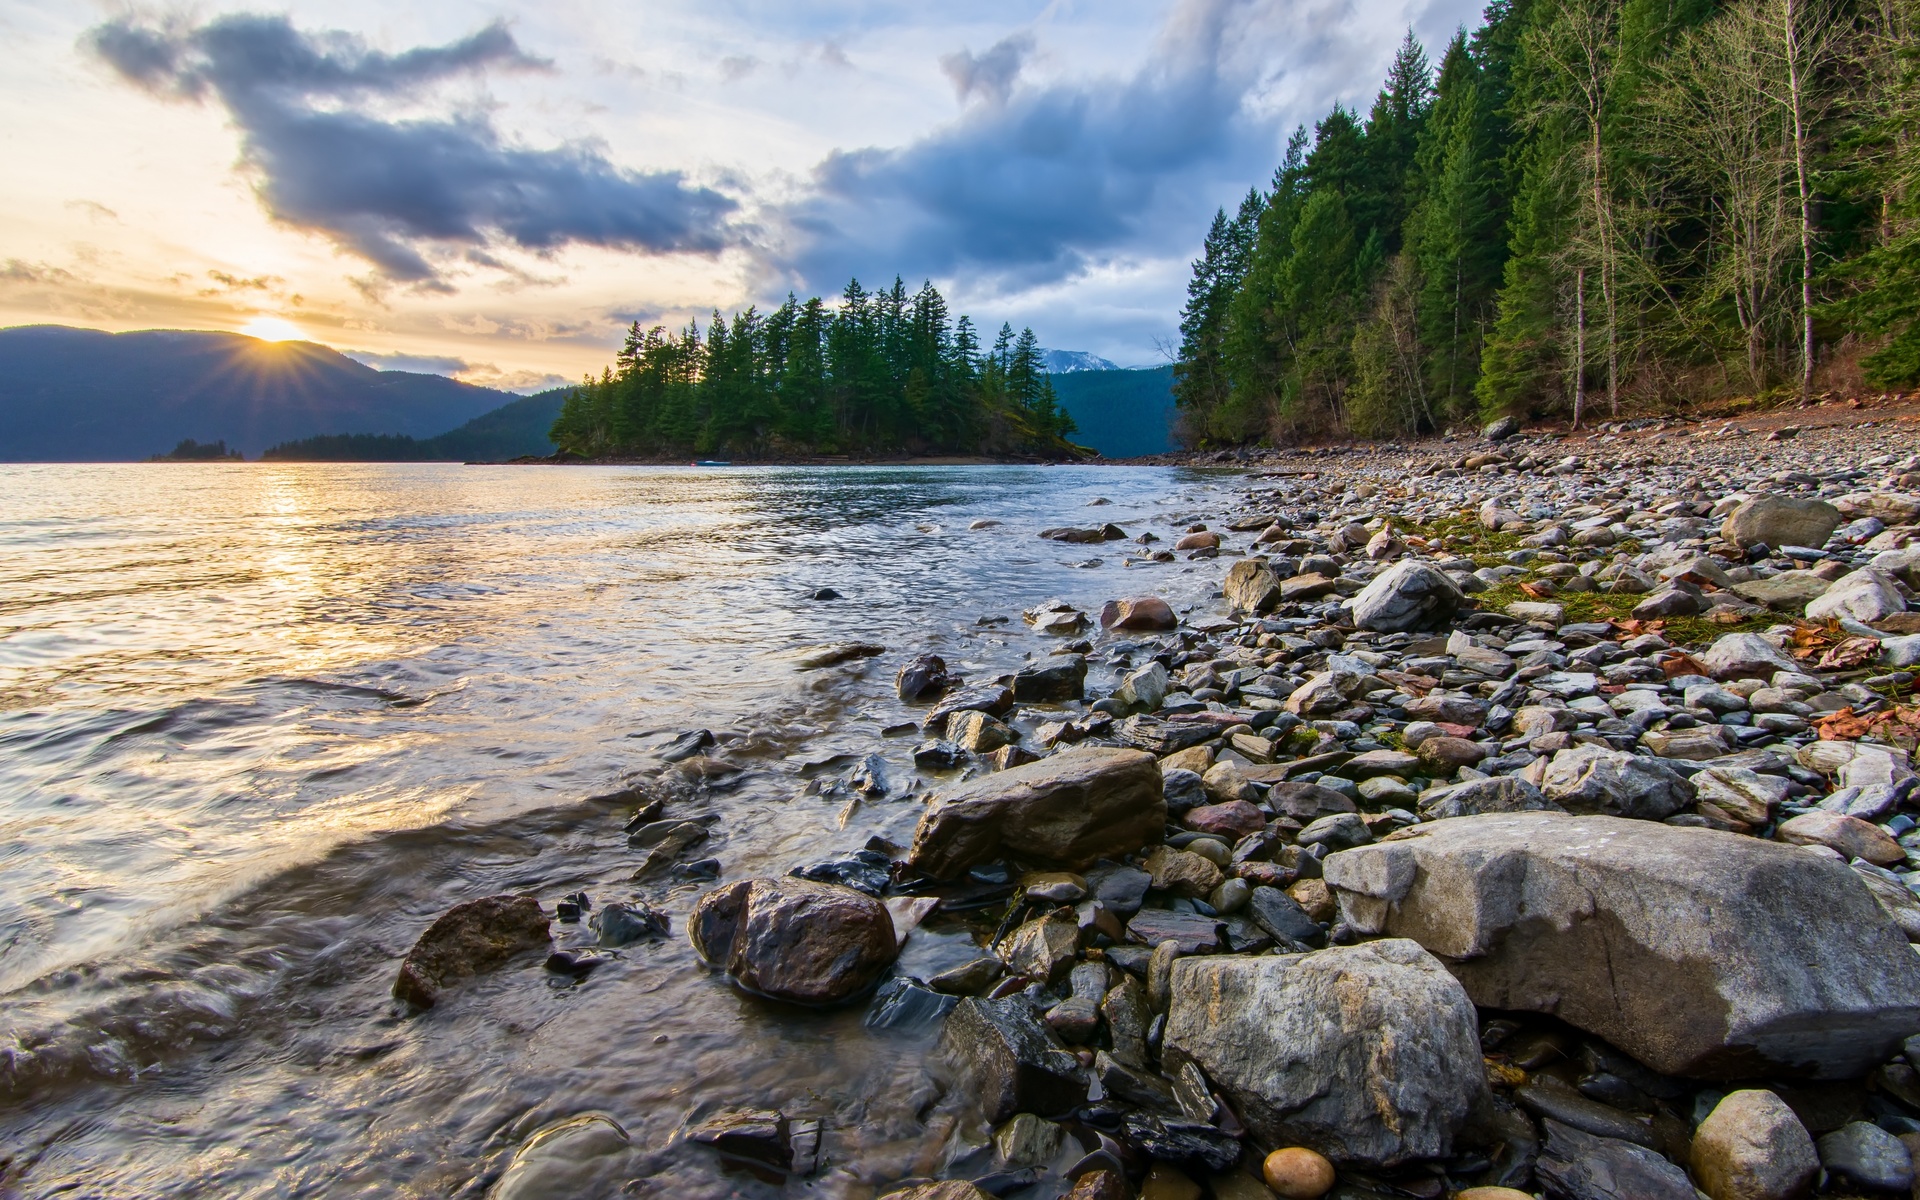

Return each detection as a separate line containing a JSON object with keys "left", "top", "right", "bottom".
{"left": 1321, "top": 812, "right": 1920, "bottom": 1079}
{"left": 908, "top": 746, "right": 1165, "bottom": 879}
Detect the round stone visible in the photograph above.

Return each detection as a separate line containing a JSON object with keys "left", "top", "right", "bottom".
{"left": 1262, "top": 1147, "right": 1336, "bottom": 1198}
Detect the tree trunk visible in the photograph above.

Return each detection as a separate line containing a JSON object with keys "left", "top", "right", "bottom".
{"left": 1574, "top": 266, "right": 1588, "bottom": 431}
{"left": 1784, "top": 0, "right": 1817, "bottom": 401}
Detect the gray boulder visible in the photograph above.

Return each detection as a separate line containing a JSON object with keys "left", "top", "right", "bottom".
{"left": 1418, "top": 775, "right": 1560, "bottom": 820}
{"left": 1700, "top": 633, "right": 1801, "bottom": 681}
{"left": 1723, "top": 495, "right": 1844, "bottom": 552}
{"left": 1818, "top": 1121, "right": 1914, "bottom": 1193}
{"left": 1319, "top": 812, "right": 1920, "bottom": 1078}
{"left": 1485, "top": 415, "right": 1521, "bottom": 441}
{"left": 688, "top": 877, "right": 898, "bottom": 1006}
{"left": 1163, "top": 939, "right": 1485, "bottom": 1166}
{"left": 1347, "top": 561, "right": 1465, "bottom": 633}
{"left": 1806, "top": 568, "right": 1907, "bottom": 623}
{"left": 1538, "top": 745, "right": 1693, "bottom": 820}
{"left": 908, "top": 746, "right": 1166, "bottom": 879}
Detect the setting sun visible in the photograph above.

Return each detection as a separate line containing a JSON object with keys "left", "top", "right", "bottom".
{"left": 239, "top": 315, "right": 306, "bottom": 343}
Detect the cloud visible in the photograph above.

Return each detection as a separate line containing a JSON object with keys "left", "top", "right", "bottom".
{"left": 85, "top": 14, "right": 743, "bottom": 286}
{"left": 342, "top": 348, "right": 471, "bottom": 374}
{"left": 773, "top": 0, "right": 1462, "bottom": 305}
{"left": 939, "top": 33, "right": 1033, "bottom": 105}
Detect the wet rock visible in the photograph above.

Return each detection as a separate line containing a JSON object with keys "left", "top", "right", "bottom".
{"left": 790, "top": 848, "right": 893, "bottom": 896}
{"left": 915, "top": 740, "right": 966, "bottom": 770}
{"left": 393, "top": 894, "right": 551, "bottom": 1009}
{"left": 1065, "top": 1171, "right": 1129, "bottom": 1200}
{"left": 1418, "top": 775, "right": 1559, "bottom": 820}
{"left": 950, "top": 711, "right": 1016, "bottom": 754}
{"left": 1224, "top": 560, "right": 1284, "bottom": 614}
{"left": 1807, "top": 567, "right": 1907, "bottom": 623}
{"left": 866, "top": 977, "right": 960, "bottom": 1034}
{"left": 938, "top": 995, "right": 1085, "bottom": 1122}
{"left": 1690, "top": 1089, "right": 1818, "bottom": 1200}
{"left": 661, "top": 728, "right": 717, "bottom": 762}
{"left": 1090, "top": 864, "right": 1154, "bottom": 916}
{"left": 1123, "top": 1113, "right": 1241, "bottom": 1173}
{"left": 796, "top": 642, "right": 887, "bottom": 670}
{"left": 591, "top": 901, "right": 669, "bottom": 946}
{"left": 1817, "top": 1120, "right": 1914, "bottom": 1192}
{"left": 909, "top": 747, "right": 1166, "bottom": 879}
{"left": 1041, "top": 524, "right": 1127, "bottom": 544}
{"left": 1347, "top": 561, "right": 1465, "bottom": 633}
{"left": 1165, "top": 939, "right": 1483, "bottom": 1167}
{"left": 1538, "top": 745, "right": 1693, "bottom": 820}
{"left": 995, "top": 1112, "right": 1065, "bottom": 1168}
{"left": 1175, "top": 531, "right": 1221, "bottom": 551}
{"left": 897, "top": 654, "right": 956, "bottom": 702}
{"left": 929, "top": 957, "right": 1005, "bottom": 996}
{"left": 925, "top": 685, "right": 1017, "bottom": 731}
{"left": 1700, "top": 633, "right": 1801, "bottom": 681}
{"left": 688, "top": 877, "right": 898, "bottom": 1006}
{"left": 492, "top": 1112, "right": 631, "bottom": 1200}
{"left": 1013, "top": 655, "right": 1087, "bottom": 703}
{"left": 1118, "top": 715, "right": 1218, "bottom": 754}
{"left": 1101, "top": 596, "right": 1178, "bottom": 630}
{"left": 543, "top": 947, "right": 614, "bottom": 978}
{"left": 1723, "top": 496, "right": 1844, "bottom": 553}
{"left": 884, "top": 1183, "right": 995, "bottom": 1200}
{"left": 1776, "top": 810, "right": 1906, "bottom": 866}
{"left": 1320, "top": 812, "right": 1920, "bottom": 1077}
{"left": 996, "top": 910, "right": 1081, "bottom": 985}
{"left": 1535, "top": 1118, "right": 1697, "bottom": 1200}
{"left": 687, "top": 1107, "right": 793, "bottom": 1171}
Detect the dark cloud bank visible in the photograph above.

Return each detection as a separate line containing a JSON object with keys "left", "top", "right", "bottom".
{"left": 87, "top": 14, "right": 739, "bottom": 287}
{"left": 85, "top": 1, "right": 1444, "bottom": 336}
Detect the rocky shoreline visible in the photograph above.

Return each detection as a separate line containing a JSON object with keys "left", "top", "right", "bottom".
{"left": 405, "top": 419, "right": 1920, "bottom": 1200}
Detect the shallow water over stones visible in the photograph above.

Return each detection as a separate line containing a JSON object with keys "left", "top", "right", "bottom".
{"left": 0, "top": 463, "right": 1231, "bottom": 1197}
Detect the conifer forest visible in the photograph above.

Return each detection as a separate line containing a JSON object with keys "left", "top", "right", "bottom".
{"left": 1174, "top": 0, "right": 1920, "bottom": 444}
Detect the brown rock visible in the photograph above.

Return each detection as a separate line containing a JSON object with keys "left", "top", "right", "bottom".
{"left": 1101, "top": 596, "right": 1178, "bottom": 630}
{"left": 1263, "top": 1147, "right": 1336, "bottom": 1198}
{"left": 1223, "top": 560, "right": 1283, "bottom": 614}
{"left": 883, "top": 1184, "right": 995, "bottom": 1200}
{"left": 1186, "top": 800, "right": 1266, "bottom": 840}
{"left": 1065, "top": 1169, "right": 1129, "bottom": 1200}
{"left": 1417, "top": 736, "right": 1487, "bottom": 773}
{"left": 1144, "top": 845, "right": 1225, "bottom": 897}
{"left": 688, "top": 877, "right": 898, "bottom": 1005}
{"left": 1777, "top": 811, "right": 1906, "bottom": 867}
{"left": 1175, "top": 531, "right": 1221, "bottom": 551}
{"left": 1288, "top": 878, "right": 1335, "bottom": 922}
{"left": 393, "top": 894, "right": 551, "bottom": 1008}
{"left": 1690, "top": 1089, "right": 1818, "bottom": 1200}
{"left": 909, "top": 747, "right": 1167, "bottom": 879}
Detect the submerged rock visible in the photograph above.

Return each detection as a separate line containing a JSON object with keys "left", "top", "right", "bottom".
{"left": 393, "top": 894, "right": 551, "bottom": 1009}
{"left": 688, "top": 877, "right": 898, "bottom": 1006}
{"left": 1163, "top": 939, "right": 1485, "bottom": 1167}
{"left": 492, "top": 1112, "right": 631, "bottom": 1199}
{"left": 1321, "top": 812, "right": 1920, "bottom": 1078}
{"left": 908, "top": 747, "right": 1165, "bottom": 879}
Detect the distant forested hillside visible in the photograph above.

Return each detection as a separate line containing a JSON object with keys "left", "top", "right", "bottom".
{"left": 548, "top": 278, "right": 1079, "bottom": 459}
{"left": 1051, "top": 366, "right": 1176, "bottom": 457}
{"left": 262, "top": 390, "right": 566, "bottom": 461}
{"left": 0, "top": 326, "right": 510, "bottom": 460}
{"left": 1177, "top": 0, "right": 1920, "bottom": 445}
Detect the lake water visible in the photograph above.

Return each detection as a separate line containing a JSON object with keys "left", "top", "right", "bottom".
{"left": 0, "top": 462, "right": 1238, "bottom": 1197}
